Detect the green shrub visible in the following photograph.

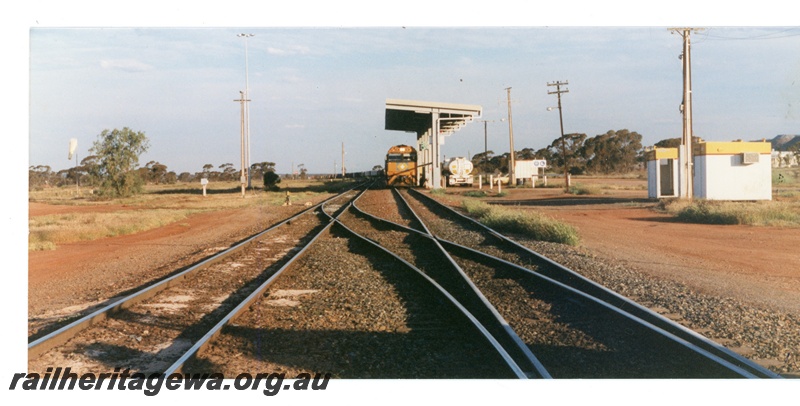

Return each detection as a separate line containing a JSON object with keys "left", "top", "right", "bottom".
{"left": 568, "top": 183, "right": 600, "bottom": 195}
{"left": 463, "top": 190, "right": 488, "bottom": 198}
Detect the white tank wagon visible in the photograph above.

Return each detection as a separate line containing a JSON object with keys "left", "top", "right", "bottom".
{"left": 443, "top": 157, "right": 474, "bottom": 186}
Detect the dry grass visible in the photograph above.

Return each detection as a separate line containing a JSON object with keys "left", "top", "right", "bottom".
{"left": 28, "top": 180, "right": 344, "bottom": 250}
{"left": 659, "top": 199, "right": 800, "bottom": 227}
{"left": 462, "top": 199, "right": 580, "bottom": 246}
{"left": 29, "top": 209, "right": 199, "bottom": 250}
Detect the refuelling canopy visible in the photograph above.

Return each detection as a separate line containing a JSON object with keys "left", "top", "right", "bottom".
{"left": 384, "top": 99, "right": 482, "bottom": 189}
{"left": 385, "top": 99, "right": 482, "bottom": 136}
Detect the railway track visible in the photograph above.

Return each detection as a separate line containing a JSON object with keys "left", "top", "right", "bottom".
{"left": 27, "top": 187, "right": 359, "bottom": 372}
{"left": 28, "top": 182, "right": 780, "bottom": 378}
{"left": 28, "top": 184, "right": 528, "bottom": 379}
{"left": 350, "top": 187, "right": 781, "bottom": 378}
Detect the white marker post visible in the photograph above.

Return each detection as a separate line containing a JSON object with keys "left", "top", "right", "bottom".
{"left": 201, "top": 178, "right": 209, "bottom": 196}
{"left": 497, "top": 179, "right": 502, "bottom": 194}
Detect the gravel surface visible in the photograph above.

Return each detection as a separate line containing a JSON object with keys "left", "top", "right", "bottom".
{"left": 184, "top": 226, "right": 516, "bottom": 378}
{"left": 401, "top": 190, "right": 799, "bottom": 377}
{"left": 524, "top": 240, "right": 800, "bottom": 375}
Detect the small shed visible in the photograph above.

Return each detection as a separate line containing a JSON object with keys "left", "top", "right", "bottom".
{"left": 646, "top": 147, "right": 679, "bottom": 198}
{"left": 693, "top": 141, "right": 772, "bottom": 200}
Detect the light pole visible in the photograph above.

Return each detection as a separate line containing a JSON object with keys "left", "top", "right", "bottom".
{"left": 238, "top": 33, "right": 254, "bottom": 189}
{"left": 548, "top": 80, "right": 569, "bottom": 191}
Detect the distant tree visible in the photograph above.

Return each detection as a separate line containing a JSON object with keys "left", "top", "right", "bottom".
{"left": 581, "top": 129, "right": 643, "bottom": 174}
{"left": 471, "top": 151, "right": 496, "bottom": 174}
{"left": 88, "top": 127, "right": 150, "bottom": 197}
{"left": 80, "top": 155, "right": 100, "bottom": 186}
{"left": 517, "top": 147, "right": 538, "bottom": 160}
{"left": 548, "top": 133, "right": 587, "bottom": 175}
{"left": 164, "top": 171, "right": 177, "bottom": 184}
{"left": 654, "top": 137, "right": 681, "bottom": 149}
{"left": 144, "top": 161, "right": 168, "bottom": 184}
{"left": 219, "top": 163, "right": 237, "bottom": 181}
{"left": 251, "top": 161, "right": 276, "bottom": 182}
{"left": 653, "top": 136, "right": 701, "bottom": 149}
{"left": 201, "top": 163, "right": 218, "bottom": 181}
{"left": 263, "top": 170, "right": 281, "bottom": 190}
{"left": 177, "top": 172, "right": 194, "bottom": 183}
{"left": 534, "top": 147, "right": 554, "bottom": 165}
{"left": 372, "top": 165, "right": 383, "bottom": 172}
{"left": 29, "top": 165, "right": 55, "bottom": 189}
{"left": 297, "top": 163, "right": 308, "bottom": 180}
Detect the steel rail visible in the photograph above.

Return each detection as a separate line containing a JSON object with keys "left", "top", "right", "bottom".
{"left": 437, "top": 239, "right": 759, "bottom": 378}
{"left": 406, "top": 188, "right": 781, "bottom": 378}
{"left": 343, "top": 188, "right": 542, "bottom": 378}
{"left": 383, "top": 188, "right": 551, "bottom": 378}
{"left": 28, "top": 186, "right": 357, "bottom": 360}
{"left": 167, "top": 183, "right": 528, "bottom": 379}
{"left": 355, "top": 189, "right": 762, "bottom": 377}
{"left": 328, "top": 221, "right": 528, "bottom": 379}
{"left": 163, "top": 186, "right": 368, "bottom": 375}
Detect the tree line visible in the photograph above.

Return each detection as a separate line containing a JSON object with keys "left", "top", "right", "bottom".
{"left": 30, "top": 126, "right": 707, "bottom": 196}
{"left": 473, "top": 129, "right": 649, "bottom": 176}
{"left": 29, "top": 127, "right": 280, "bottom": 197}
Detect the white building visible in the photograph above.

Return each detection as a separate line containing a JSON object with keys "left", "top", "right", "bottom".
{"left": 646, "top": 147, "right": 679, "bottom": 198}
{"left": 693, "top": 141, "right": 772, "bottom": 200}
{"left": 647, "top": 141, "right": 772, "bottom": 200}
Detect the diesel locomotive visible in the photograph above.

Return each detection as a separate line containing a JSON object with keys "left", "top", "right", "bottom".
{"left": 385, "top": 145, "right": 418, "bottom": 187}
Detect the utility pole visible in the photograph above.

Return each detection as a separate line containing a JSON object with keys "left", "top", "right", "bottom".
{"left": 238, "top": 33, "right": 254, "bottom": 189}
{"left": 234, "top": 91, "right": 250, "bottom": 198}
{"left": 670, "top": 27, "right": 703, "bottom": 199}
{"left": 505, "top": 87, "right": 516, "bottom": 185}
{"left": 548, "top": 80, "right": 570, "bottom": 191}
{"left": 341, "top": 142, "right": 346, "bottom": 177}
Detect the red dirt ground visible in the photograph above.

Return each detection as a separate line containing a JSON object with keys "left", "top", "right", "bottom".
{"left": 476, "top": 184, "right": 800, "bottom": 313}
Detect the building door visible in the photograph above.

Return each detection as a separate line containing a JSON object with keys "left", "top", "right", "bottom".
{"left": 660, "top": 159, "right": 675, "bottom": 196}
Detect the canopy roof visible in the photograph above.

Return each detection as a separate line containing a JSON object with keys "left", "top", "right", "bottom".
{"left": 384, "top": 99, "right": 482, "bottom": 136}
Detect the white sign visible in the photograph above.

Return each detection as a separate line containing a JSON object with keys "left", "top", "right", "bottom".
{"left": 532, "top": 159, "right": 547, "bottom": 167}
{"left": 200, "top": 178, "right": 209, "bottom": 185}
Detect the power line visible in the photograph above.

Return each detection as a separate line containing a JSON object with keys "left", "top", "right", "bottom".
{"left": 698, "top": 27, "right": 800, "bottom": 42}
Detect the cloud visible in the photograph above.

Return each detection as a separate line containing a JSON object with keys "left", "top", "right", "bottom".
{"left": 100, "top": 59, "right": 154, "bottom": 72}
{"left": 266, "top": 45, "right": 311, "bottom": 56}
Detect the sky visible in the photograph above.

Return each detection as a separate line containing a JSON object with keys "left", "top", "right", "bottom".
{"left": 21, "top": 13, "right": 800, "bottom": 176}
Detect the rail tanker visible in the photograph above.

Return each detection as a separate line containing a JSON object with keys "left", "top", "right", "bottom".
{"left": 385, "top": 144, "right": 418, "bottom": 187}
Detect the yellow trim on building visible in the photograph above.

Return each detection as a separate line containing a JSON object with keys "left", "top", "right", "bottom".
{"left": 693, "top": 141, "right": 771, "bottom": 156}
{"left": 645, "top": 147, "right": 678, "bottom": 161}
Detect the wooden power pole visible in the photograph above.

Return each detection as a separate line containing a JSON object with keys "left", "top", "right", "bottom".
{"left": 670, "top": 27, "right": 703, "bottom": 199}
